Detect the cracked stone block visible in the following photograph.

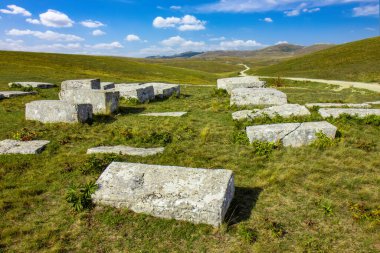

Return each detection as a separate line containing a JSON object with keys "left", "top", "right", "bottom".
{"left": 232, "top": 104, "right": 310, "bottom": 120}
{"left": 140, "top": 83, "right": 180, "bottom": 99}
{"left": 0, "top": 140, "right": 50, "bottom": 154}
{"left": 59, "top": 89, "right": 119, "bottom": 114}
{"left": 140, "top": 112, "right": 187, "bottom": 117}
{"left": 100, "top": 82, "right": 115, "bottom": 90}
{"left": 246, "top": 121, "right": 337, "bottom": 147}
{"left": 25, "top": 100, "right": 93, "bottom": 123}
{"left": 0, "top": 91, "right": 37, "bottom": 98}
{"left": 305, "top": 103, "right": 371, "bottom": 108}
{"left": 92, "top": 162, "right": 235, "bottom": 226}
{"left": 87, "top": 146, "right": 164, "bottom": 157}
{"left": 319, "top": 108, "right": 380, "bottom": 118}
{"left": 231, "top": 88, "right": 287, "bottom": 106}
{"left": 8, "top": 82, "right": 56, "bottom": 89}
{"left": 61, "top": 79, "right": 101, "bottom": 90}
{"left": 115, "top": 83, "right": 154, "bottom": 102}
{"left": 217, "top": 77, "right": 266, "bottom": 94}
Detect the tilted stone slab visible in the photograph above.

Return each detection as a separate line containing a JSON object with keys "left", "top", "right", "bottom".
{"left": 92, "top": 162, "right": 235, "bottom": 226}
{"left": 100, "top": 82, "right": 115, "bottom": 90}
{"left": 306, "top": 103, "right": 371, "bottom": 108}
{"left": 0, "top": 91, "right": 37, "bottom": 98}
{"left": 141, "top": 83, "right": 180, "bottom": 99}
{"left": 232, "top": 104, "right": 310, "bottom": 120}
{"left": 230, "top": 88, "right": 287, "bottom": 106}
{"left": 319, "top": 108, "right": 380, "bottom": 118}
{"left": 87, "top": 146, "right": 165, "bottom": 157}
{"left": 59, "top": 89, "right": 119, "bottom": 114}
{"left": 115, "top": 83, "right": 154, "bottom": 102}
{"left": 366, "top": 101, "right": 380, "bottom": 105}
{"left": 25, "top": 100, "right": 93, "bottom": 123}
{"left": 140, "top": 112, "right": 187, "bottom": 117}
{"left": 0, "top": 140, "right": 50, "bottom": 154}
{"left": 217, "top": 76, "right": 266, "bottom": 94}
{"left": 61, "top": 79, "right": 100, "bottom": 90}
{"left": 8, "top": 82, "right": 56, "bottom": 88}
{"left": 246, "top": 121, "right": 337, "bottom": 147}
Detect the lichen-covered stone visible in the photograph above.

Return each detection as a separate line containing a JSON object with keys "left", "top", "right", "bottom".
{"left": 233, "top": 104, "right": 310, "bottom": 120}
{"left": 114, "top": 83, "right": 154, "bottom": 102}
{"left": 0, "top": 139, "right": 50, "bottom": 154}
{"left": 0, "top": 91, "right": 37, "bottom": 98}
{"left": 141, "top": 83, "right": 180, "bottom": 99}
{"left": 92, "top": 162, "right": 235, "bottom": 226}
{"left": 87, "top": 146, "right": 164, "bottom": 157}
{"left": 8, "top": 82, "right": 56, "bottom": 88}
{"left": 61, "top": 79, "right": 100, "bottom": 90}
{"left": 217, "top": 76, "right": 266, "bottom": 94}
{"left": 305, "top": 103, "right": 370, "bottom": 108}
{"left": 25, "top": 100, "right": 92, "bottom": 123}
{"left": 230, "top": 88, "right": 287, "bottom": 106}
{"left": 319, "top": 108, "right": 380, "bottom": 118}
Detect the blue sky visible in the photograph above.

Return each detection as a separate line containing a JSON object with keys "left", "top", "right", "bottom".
{"left": 0, "top": 0, "right": 378, "bottom": 57}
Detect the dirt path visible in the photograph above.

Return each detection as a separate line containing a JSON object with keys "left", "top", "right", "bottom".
{"left": 238, "top": 64, "right": 250, "bottom": 77}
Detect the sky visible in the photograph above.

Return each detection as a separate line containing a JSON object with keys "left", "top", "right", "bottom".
{"left": 0, "top": 0, "right": 378, "bottom": 57}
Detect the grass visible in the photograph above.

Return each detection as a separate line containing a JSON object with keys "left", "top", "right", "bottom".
{"left": 0, "top": 72, "right": 379, "bottom": 252}
{"left": 253, "top": 36, "right": 380, "bottom": 82}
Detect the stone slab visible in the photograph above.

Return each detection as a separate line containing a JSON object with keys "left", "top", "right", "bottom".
{"left": 230, "top": 88, "right": 287, "bottom": 106}
{"left": 0, "top": 91, "right": 37, "bottom": 98}
{"left": 246, "top": 121, "right": 337, "bottom": 147}
{"left": 92, "top": 162, "right": 235, "bottom": 226}
{"left": 25, "top": 100, "right": 93, "bottom": 123}
{"left": 141, "top": 83, "right": 180, "bottom": 99}
{"left": 217, "top": 76, "right": 266, "bottom": 94}
{"left": 8, "top": 82, "right": 56, "bottom": 89}
{"left": 59, "top": 89, "right": 119, "bottom": 114}
{"left": 305, "top": 103, "right": 371, "bottom": 108}
{"left": 232, "top": 104, "right": 310, "bottom": 120}
{"left": 0, "top": 94, "right": 4, "bottom": 100}
{"left": 0, "top": 139, "right": 50, "bottom": 154}
{"left": 61, "top": 79, "right": 100, "bottom": 90}
{"left": 366, "top": 101, "right": 380, "bottom": 105}
{"left": 319, "top": 108, "right": 380, "bottom": 118}
{"left": 115, "top": 83, "right": 154, "bottom": 102}
{"left": 140, "top": 112, "right": 187, "bottom": 117}
{"left": 87, "top": 146, "right": 165, "bottom": 157}
{"left": 100, "top": 82, "right": 115, "bottom": 90}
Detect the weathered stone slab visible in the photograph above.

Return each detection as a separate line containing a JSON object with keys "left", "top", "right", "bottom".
{"left": 0, "top": 91, "right": 37, "bottom": 98}
{"left": 115, "top": 83, "right": 154, "bottom": 102}
{"left": 366, "top": 101, "right": 380, "bottom": 105}
{"left": 305, "top": 103, "right": 371, "bottom": 108}
{"left": 140, "top": 112, "right": 187, "bottom": 117}
{"left": 230, "top": 88, "right": 287, "bottom": 106}
{"left": 100, "top": 82, "right": 115, "bottom": 90}
{"left": 92, "top": 162, "right": 235, "bottom": 226}
{"left": 217, "top": 76, "right": 266, "bottom": 94}
{"left": 246, "top": 121, "right": 337, "bottom": 147}
{"left": 0, "top": 94, "right": 4, "bottom": 100}
{"left": 0, "top": 139, "right": 49, "bottom": 154}
{"left": 8, "top": 82, "right": 56, "bottom": 88}
{"left": 25, "top": 100, "right": 93, "bottom": 123}
{"left": 233, "top": 104, "right": 310, "bottom": 120}
{"left": 87, "top": 146, "right": 165, "bottom": 157}
{"left": 319, "top": 108, "right": 380, "bottom": 118}
{"left": 61, "top": 79, "right": 100, "bottom": 90}
{"left": 141, "top": 83, "right": 180, "bottom": 99}
{"left": 59, "top": 89, "right": 119, "bottom": 114}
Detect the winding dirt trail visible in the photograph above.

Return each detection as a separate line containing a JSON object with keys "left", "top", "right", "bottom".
{"left": 238, "top": 64, "right": 250, "bottom": 77}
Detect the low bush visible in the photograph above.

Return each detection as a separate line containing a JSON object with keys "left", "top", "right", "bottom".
{"left": 12, "top": 128, "right": 38, "bottom": 141}
{"left": 66, "top": 181, "right": 98, "bottom": 212}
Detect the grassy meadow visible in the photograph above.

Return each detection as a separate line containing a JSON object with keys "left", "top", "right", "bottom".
{"left": 0, "top": 51, "right": 379, "bottom": 252}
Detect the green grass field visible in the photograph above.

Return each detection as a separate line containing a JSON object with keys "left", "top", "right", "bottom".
{"left": 0, "top": 51, "right": 380, "bottom": 252}
{"left": 253, "top": 37, "right": 380, "bottom": 83}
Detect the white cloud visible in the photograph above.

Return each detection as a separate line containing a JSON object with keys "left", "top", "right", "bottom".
{"left": 209, "top": 36, "right": 226, "bottom": 41}
{"left": 161, "top": 36, "right": 205, "bottom": 47}
{"left": 219, "top": 39, "right": 263, "bottom": 49}
{"left": 26, "top": 18, "right": 41, "bottom": 24}
{"left": 39, "top": 9, "right": 74, "bottom": 28}
{"left": 0, "top": 39, "right": 83, "bottom": 52}
{"left": 353, "top": 4, "right": 379, "bottom": 16}
{"left": 81, "top": 20, "right": 105, "bottom": 28}
{"left": 87, "top": 41, "right": 123, "bottom": 50}
{"left": 170, "top": 6, "right": 182, "bottom": 10}
{"left": 125, "top": 34, "right": 140, "bottom": 41}
{"left": 264, "top": 17, "right": 273, "bottom": 22}
{"left": 92, "top": 29, "right": 106, "bottom": 36}
{"left": 0, "top": 5, "right": 31, "bottom": 16}
{"left": 7, "top": 29, "right": 84, "bottom": 42}
{"left": 153, "top": 15, "right": 206, "bottom": 31}
{"left": 303, "top": 8, "right": 320, "bottom": 13}
{"left": 284, "top": 9, "right": 300, "bottom": 16}
{"left": 276, "top": 41, "right": 289, "bottom": 45}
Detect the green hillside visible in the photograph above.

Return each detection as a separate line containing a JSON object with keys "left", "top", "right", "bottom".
{"left": 253, "top": 37, "right": 380, "bottom": 82}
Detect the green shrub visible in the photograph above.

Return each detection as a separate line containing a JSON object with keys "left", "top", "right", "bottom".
{"left": 311, "top": 131, "right": 336, "bottom": 150}
{"left": 232, "top": 130, "right": 249, "bottom": 145}
{"left": 66, "top": 181, "right": 98, "bottom": 212}
{"left": 80, "top": 154, "right": 117, "bottom": 175}
{"left": 251, "top": 141, "right": 279, "bottom": 156}
{"left": 212, "top": 88, "right": 228, "bottom": 97}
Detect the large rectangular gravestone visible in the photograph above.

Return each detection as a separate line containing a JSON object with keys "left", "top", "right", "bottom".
{"left": 217, "top": 77, "right": 266, "bottom": 94}
{"left": 92, "top": 162, "right": 235, "bottom": 226}
{"left": 114, "top": 83, "right": 154, "bottom": 102}
{"left": 61, "top": 79, "right": 100, "bottom": 90}
{"left": 0, "top": 140, "right": 50, "bottom": 154}
{"left": 140, "top": 83, "right": 180, "bottom": 99}
{"left": 319, "top": 108, "right": 380, "bottom": 118}
{"left": 231, "top": 88, "right": 287, "bottom": 106}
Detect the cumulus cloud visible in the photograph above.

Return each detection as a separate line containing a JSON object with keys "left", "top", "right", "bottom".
{"left": 0, "top": 5, "right": 31, "bottom": 16}
{"left": 0, "top": 39, "right": 83, "bottom": 53}
{"left": 125, "top": 34, "right": 140, "bottom": 41}
{"left": 353, "top": 4, "right": 379, "bottom": 16}
{"left": 92, "top": 29, "right": 106, "bottom": 36}
{"left": 219, "top": 39, "right": 263, "bottom": 49}
{"left": 7, "top": 29, "right": 84, "bottom": 42}
{"left": 26, "top": 18, "right": 41, "bottom": 24}
{"left": 276, "top": 41, "right": 289, "bottom": 45}
{"left": 153, "top": 15, "right": 206, "bottom": 31}
{"left": 284, "top": 9, "right": 300, "bottom": 16}
{"left": 39, "top": 9, "right": 74, "bottom": 27}
{"left": 81, "top": 20, "right": 105, "bottom": 28}
{"left": 161, "top": 36, "right": 205, "bottom": 47}
{"left": 264, "top": 17, "right": 273, "bottom": 22}
{"left": 87, "top": 41, "right": 123, "bottom": 50}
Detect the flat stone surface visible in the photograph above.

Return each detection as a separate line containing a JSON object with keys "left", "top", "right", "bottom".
{"left": 232, "top": 104, "right": 310, "bottom": 120}
{"left": 26, "top": 100, "right": 93, "bottom": 123}
{"left": 100, "top": 82, "right": 115, "bottom": 90}
{"left": 246, "top": 121, "right": 337, "bottom": 147}
{"left": 0, "top": 91, "right": 37, "bottom": 98}
{"left": 140, "top": 112, "right": 187, "bottom": 117}
{"left": 0, "top": 139, "right": 49, "bottom": 154}
{"left": 92, "top": 162, "right": 235, "bottom": 226}
{"left": 217, "top": 76, "right": 266, "bottom": 94}
{"left": 230, "top": 88, "right": 287, "bottom": 106}
{"left": 319, "top": 108, "right": 380, "bottom": 118}
{"left": 306, "top": 103, "right": 371, "bottom": 108}
{"left": 115, "top": 83, "right": 154, "bottom": 102}
{"left": 61, "top": 79, "right": 100, "bottom": 90}
{"left": 366, "top": 101, "right": 380, "bottom": 105}
{"left": 141, "top": 83, "right": 180, "bottom": 99}
{"left": 8, "top": 82, "right": 56, "bottom": 88}
{"left": 87, "top": 146, "right": 165, "bottom": 157}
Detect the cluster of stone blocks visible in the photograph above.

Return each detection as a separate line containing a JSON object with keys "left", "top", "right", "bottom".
{"left": 114, "top": 82, "right": 180, "bottom": 102}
